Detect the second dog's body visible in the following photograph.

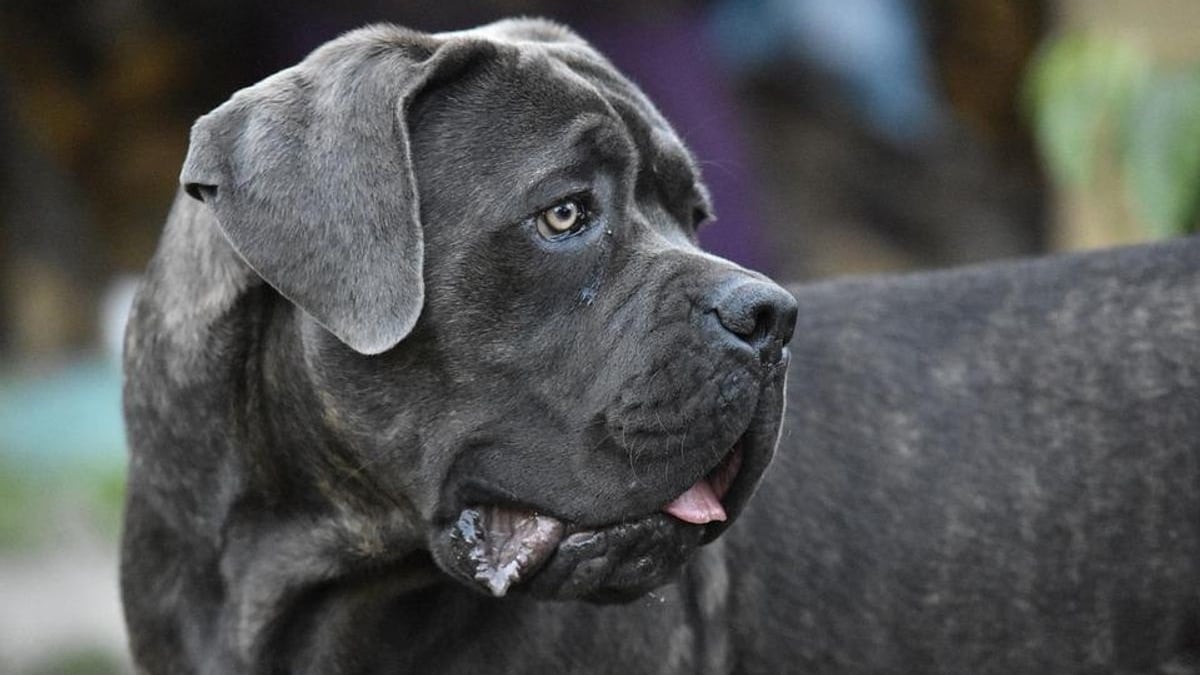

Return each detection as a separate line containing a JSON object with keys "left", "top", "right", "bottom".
{"left": 754, "top": 239, "right": 1200, "bottom": 673}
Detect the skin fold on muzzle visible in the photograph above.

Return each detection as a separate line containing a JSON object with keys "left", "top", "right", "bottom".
{"left": 120, "top": 17, "right": 795, "bottom": 675}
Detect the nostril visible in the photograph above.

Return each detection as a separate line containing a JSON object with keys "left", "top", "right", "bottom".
{"left": 746, "top": 306, "right": 774, "bottom": 348}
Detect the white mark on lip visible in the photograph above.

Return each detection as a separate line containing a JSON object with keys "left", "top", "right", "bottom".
{"left": 457, "top": 509, "right": 564, "bottom": 597}
{"left": 475, "top": 556, "right": 525, "bottom": 597}
{"left": 454, "top": 509, "right": 480, "bottom": 544}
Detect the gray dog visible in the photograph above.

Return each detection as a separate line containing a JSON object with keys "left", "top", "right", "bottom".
{"left": 121, "top": 18, "right": 1200, "bottom": 674}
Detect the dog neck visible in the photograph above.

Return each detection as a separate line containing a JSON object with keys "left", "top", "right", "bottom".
{"left": 125, "top": 192, "right": 441, "bottom": 672}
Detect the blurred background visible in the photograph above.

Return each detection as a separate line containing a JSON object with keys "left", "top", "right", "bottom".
{"left": 1, "top": 0, "right": 1198, "bottom": 672}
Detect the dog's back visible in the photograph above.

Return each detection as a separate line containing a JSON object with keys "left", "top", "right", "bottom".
{"left": 730, "top": 236, "right": 1200, "bottom": 673}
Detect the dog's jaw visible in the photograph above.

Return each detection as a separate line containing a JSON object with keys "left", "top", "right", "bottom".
{"left": 443, "top": 443, "right": 742, "bottom": 598}
{"left": 452, "top": 507, "right": 564, "bottom": 596}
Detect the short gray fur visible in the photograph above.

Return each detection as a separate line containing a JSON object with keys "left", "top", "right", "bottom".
{"left": 750, "top": 241, "right": 1200, "bottom": 674}
{"left": 121, "top": 17, "right": 1200, "bottom": 675}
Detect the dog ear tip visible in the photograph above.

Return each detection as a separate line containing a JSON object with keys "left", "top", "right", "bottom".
{"left": 341, "top": 319, "right": 417, "bottom": 356}
{"left": 344, "top": 291, "right": 424, "bottom": 355}
{"left": 348, "top": 338, "right": 393, "bottom": 356}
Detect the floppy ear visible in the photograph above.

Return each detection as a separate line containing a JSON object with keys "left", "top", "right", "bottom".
{"left": 181, "top": 28, "right": 482, "bottom": 354}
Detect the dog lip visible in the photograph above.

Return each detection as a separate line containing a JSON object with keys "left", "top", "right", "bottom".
{"left": 697, "top": 372, "right": 784, "bottom": 544}
{"left": 443, "top": 501, "right": 701, "bottom": 598}
{"left": 710, "top": 442, "right": 744, "bottom": 501}
{"left": 450, "top": 505, "right": 565, "bottom": 597}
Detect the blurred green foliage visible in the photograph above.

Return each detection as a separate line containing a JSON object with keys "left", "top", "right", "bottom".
{"left": 0, "top": 458, "right": 42, "bottom": 549}
{"left": 1026, "top": 33, "right": 1200, "bottom": 237}
{"left": 0, "top": 457, "right": 125, "bottom": 550}
{"left": 23, "top": 647, "right": 125, "bottom": 675}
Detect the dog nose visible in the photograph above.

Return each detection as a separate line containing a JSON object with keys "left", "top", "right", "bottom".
{"left": 711, "top": 279, "right": 798, "bottom": 363}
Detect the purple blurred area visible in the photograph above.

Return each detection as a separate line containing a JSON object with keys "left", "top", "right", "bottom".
{"left": 578, "top": 10, "right": 770, "bottom": 271}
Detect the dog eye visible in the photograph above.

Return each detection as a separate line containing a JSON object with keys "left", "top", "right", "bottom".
{"left": 537, "top": 199, "right": 588, "bottom": 239}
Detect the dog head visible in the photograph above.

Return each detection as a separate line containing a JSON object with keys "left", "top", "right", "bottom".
{"left": 179, "top": 18, "right": 795, "bottom": 602}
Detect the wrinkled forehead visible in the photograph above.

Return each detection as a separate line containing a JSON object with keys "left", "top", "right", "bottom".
{"left": 414, "top": 32, "right": 708, "bottom": 212}
{"left": 549, "top": 44, "right": 708, "bottom": 204}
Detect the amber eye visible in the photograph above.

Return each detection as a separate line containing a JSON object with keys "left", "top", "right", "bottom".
{"left": 536, "top": 199, "right": 587, "bottom": 238}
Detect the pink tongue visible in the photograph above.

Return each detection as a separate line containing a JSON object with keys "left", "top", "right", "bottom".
{"left": 662, "top": 479, "right": 727, "bottom": 524}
